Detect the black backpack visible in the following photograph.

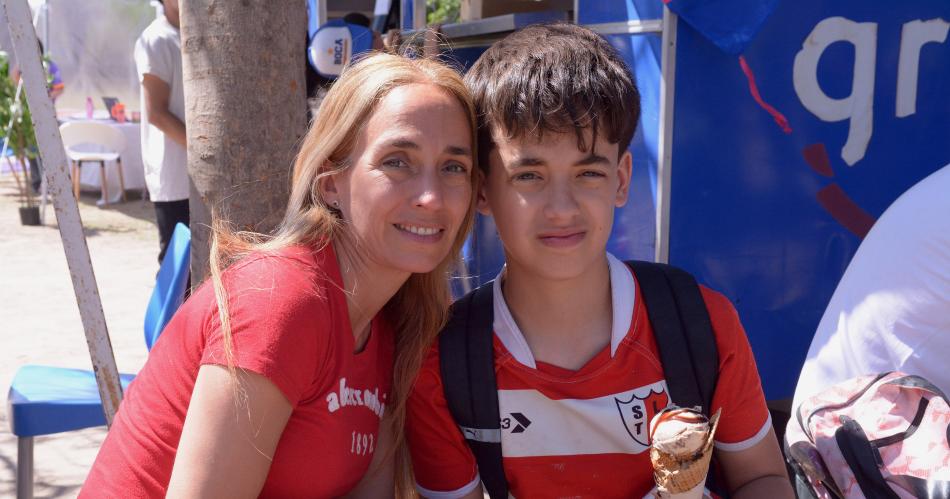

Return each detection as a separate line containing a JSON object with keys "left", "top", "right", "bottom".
{"left": 439, "top": 261, "right": 721, "bottom": 499}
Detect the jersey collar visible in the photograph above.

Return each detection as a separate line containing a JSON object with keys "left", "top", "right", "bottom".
{"left": 492, "top": 252, "right": 637, "bottom": 369}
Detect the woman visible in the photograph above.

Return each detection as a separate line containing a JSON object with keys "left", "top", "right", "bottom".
{"left": 81, "top": 52, "right": 477, "bottom": 498}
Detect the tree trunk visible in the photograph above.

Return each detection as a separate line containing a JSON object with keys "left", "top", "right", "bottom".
{"left": 180, "top": 1, "right": 307, "bottom": 283}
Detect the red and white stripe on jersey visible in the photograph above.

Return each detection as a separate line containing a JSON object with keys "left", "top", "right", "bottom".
{"left": 407, "top": 253, "right": 772, "bottom": 499}
{"left": 498, "top": 381, "right": 668, "bottom": 457}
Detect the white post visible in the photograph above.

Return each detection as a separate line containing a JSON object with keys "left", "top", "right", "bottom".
{"left": 41, "top": 0, "right": 47, "bottom": 51}
{"left": 413, "top": 0, "right": 425, "bottom": 29}
{"left": 1, "top": 0, "right": 123, "bottom": 423}
{"left": 655, "top": 6, "right": 678, "bottom": 264}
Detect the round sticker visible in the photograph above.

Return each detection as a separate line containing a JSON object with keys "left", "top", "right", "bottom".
{"left": 308, "top": 19, "right": 374, "bottom": 78}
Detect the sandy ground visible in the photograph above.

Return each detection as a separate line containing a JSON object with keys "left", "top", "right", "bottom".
{"left": 0, "top": 172, "right": 158, "bottom": 498}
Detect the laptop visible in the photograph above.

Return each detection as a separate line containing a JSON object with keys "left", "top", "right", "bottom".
{"left": 101, "top": 97, "right": 120, "bottom": 119}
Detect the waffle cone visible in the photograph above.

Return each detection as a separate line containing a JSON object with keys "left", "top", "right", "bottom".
{"left": 651, "top": 443, "right": 714, "bottom": 494}
{"left": 650, "top": 409, "right": 722, "bottom": 496}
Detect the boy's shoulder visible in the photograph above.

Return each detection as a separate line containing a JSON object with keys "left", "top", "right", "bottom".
{"left": 697, "top": 284, "right": 738, "bottom": 317}
{"left": 696, "top": 284, "right": 746, "bottom": 347}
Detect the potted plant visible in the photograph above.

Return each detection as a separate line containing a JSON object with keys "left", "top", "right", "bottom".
{"left": 0, "top": 50, "right": 47, "bottom": 226}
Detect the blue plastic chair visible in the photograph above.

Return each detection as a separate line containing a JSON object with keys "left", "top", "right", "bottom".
{"left": 7, "top": 223, "right": 190, "bottom": 498}
{"left": 144, "top": 223, "right": 192, "bottom": 350}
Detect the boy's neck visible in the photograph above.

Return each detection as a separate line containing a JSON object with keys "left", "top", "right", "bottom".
{"left": 501, "top": 254, "right": 614, "bottom": 371}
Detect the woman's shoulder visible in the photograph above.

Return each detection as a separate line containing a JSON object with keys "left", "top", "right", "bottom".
{"left": 216, "top": 243, "right": 342, "bottom": 309}
{"left": 229, "top": 243, "right": 334, "bottom": 280}
{"left": 199, "top": 244, "right": 345, "bottom": 353}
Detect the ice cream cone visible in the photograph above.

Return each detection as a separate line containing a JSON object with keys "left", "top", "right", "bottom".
{"left": 649, "top": 407, "right": 722, "bottom": 499}
{"left": 653, "top": 481, "right": 705, "bottom": 499}
{"left": 651, "top": 442, "right": 714, "bottom": 496}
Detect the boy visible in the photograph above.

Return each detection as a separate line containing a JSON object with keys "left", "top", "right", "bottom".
{"left": 406, "top": 23, "right": 793, "bottom": 498}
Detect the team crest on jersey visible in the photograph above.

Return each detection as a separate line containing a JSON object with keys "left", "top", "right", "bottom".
{"left": 614, "top": 381, "right": 671, "bottom": 446}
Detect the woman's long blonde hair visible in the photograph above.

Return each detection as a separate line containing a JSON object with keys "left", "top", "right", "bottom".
{"left": 208, "top": 52, "right": 478, "bottom": 495}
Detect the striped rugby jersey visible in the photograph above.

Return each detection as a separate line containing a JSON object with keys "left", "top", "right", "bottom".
{"left": 407, "top": 254, "right": 771, "bottom": 498}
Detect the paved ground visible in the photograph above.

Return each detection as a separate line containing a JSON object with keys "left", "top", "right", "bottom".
{"left": 0, "top": 173, "right": 158, "bottom": 498}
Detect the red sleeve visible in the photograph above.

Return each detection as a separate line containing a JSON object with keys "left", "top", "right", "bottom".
{"left": 406, "top": 345, "right": 481, "bottom": 495}
{"left": 200, "top": 254, "right": 333, "bottom": 406}
{"left": 701, "top": 287, "right": 772, "bottom": 451}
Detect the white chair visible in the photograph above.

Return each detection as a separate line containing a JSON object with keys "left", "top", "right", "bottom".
{"left": 59, "top": 121, "right": 127, "bottom": 205}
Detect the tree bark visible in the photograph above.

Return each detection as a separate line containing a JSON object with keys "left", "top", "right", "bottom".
{"left": 180, "top": 1, "right": 307, "bottom": 283}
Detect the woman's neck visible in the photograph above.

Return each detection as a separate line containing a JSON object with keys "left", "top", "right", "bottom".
{"left": 333, "top": 240, "right": 410, "bottom": 351}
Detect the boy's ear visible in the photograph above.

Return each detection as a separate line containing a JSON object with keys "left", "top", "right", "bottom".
{"left": 476, "top": 181, "right": 492, "bottom": 216}
{"left": 615, "top": 150, "right": 633, "bottom": 208}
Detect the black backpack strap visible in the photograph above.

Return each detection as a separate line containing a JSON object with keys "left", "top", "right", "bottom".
{"left": 439, "top": 281, "right": 509, "bottom": 499}
{"left": 627, "top": 261, "right": 725, "bottom": 496}
{"left": 625, "top": 261, "right": 719, "bottom": 417}
{"left": 835, "top": 417, "right": 902, "bottom": 499}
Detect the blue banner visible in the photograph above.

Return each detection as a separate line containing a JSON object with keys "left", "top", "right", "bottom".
{"left": 669, "top": 0, "right": 950, "bottom": 399}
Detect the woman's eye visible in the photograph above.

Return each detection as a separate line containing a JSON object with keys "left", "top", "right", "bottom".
{"left": 443, "top": 162, "right": 469, "bottom": 175}
{"left": 382, "top": 158, "right": 409, "bottom": 169}
{"left": 513, "top": 172, "right": 541, "bottom": 181}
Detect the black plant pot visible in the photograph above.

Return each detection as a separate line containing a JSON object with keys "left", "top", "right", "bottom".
{"left": 19, "top": 206, "right": 40, "bottom": 226}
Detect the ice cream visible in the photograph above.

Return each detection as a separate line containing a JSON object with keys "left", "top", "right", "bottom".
{"left": 648, "top": 406, "right": 722, "bottom": 499}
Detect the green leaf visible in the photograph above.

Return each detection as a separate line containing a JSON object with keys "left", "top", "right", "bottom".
{"left": 427, "top": 0, "right": 460, "bottom": 25}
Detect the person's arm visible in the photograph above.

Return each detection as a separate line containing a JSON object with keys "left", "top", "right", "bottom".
{"left": 11, "top": 65, "right": 64, "bottom": 100}
{"left": 417, "top": 480, "right": 483, "bottom": 499}
{"left": 453, "top": 485, "right": 485, "bottom": 499}
{"left": 717, "top": 426, "right": 793, "bottom": 498}
{"left": 696, "top": 288, "right": 794, "bottom": 498}
{"left": 166, "top": 364, "right": 293, "bottom": 499}
{"left": 406, "top": 349, "right": 485, "bottom": 499}
{"left": 142, "top": 73, "right": 186, "bottom": 147}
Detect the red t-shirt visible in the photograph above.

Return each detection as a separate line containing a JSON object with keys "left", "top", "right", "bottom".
{"left": 82, "top": 244, "right": 394, "bottom": 498}
{"left": 407, "top": 254, "right": 770, "bottom": 498}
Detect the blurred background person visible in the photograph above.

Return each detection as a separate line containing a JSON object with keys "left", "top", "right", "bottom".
{"left": 792, "top": 163, "right": 950, "bottom": 410}
{"left": 10, "top": 40, "right": 64, "bottom": 193}
{"left": 134, "top": 0, "right": 187, "bottom": 264}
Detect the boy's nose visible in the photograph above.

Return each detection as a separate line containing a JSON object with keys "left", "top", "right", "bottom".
{"left": 543, "top": 181, "right": 580, "bottom": 221}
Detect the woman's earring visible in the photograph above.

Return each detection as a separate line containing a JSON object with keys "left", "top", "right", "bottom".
{"left": 331, "top": 200, "right": 339, "bottom": 208}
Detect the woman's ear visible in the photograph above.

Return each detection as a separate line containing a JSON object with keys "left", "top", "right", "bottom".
{"left": 317, "top": 162, "right": 340, "bottom": 207}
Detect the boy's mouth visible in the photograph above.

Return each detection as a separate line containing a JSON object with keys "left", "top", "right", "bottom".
{"left": 537, "top": 230, "right": 586, "bottom": 248}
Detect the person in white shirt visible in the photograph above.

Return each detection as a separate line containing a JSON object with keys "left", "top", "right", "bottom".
{"left": 792, "top": 163, "right": 950, "bottom": 412}
{"left": 134, "top": 0, "right": 187, "bottom": 263}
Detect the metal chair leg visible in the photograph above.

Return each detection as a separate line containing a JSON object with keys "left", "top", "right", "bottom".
{"left": 72, "top": 161, "right": 80, "bottom": 201}
{"left": 39, "top": 177, "right": 47, "bottom": 225}
{"left": 116, "top": 157, "right": 127, "bottom": 202}
{"left": 99, "top": 160, "right": 109, "bottom": 206}
{"left": 17, "top": 436, "right": 33, "bottom": 499}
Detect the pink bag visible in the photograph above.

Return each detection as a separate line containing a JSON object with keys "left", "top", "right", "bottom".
{"left": 786, "top": 372, "right": 950, "bottom": 498}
